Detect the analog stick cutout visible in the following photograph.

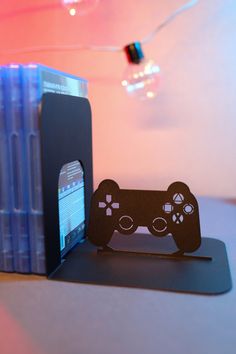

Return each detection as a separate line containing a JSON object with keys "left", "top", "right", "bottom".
{"left": 152, "top": 217, "right": 167, "bottom": 232}
{"left": 119, "top": 216, "right": 134, "bottom": 231}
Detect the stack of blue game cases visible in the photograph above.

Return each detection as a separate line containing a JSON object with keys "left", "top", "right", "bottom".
{"left": 0, "top": 64, "right": 88, "bottom": 274}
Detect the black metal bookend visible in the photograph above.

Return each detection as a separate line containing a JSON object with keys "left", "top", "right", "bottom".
{"left": 40, "top": 93, "right": 93, "bottom": 275}
{"left": 40, "top": 93, "right": 231, "bottom": 294}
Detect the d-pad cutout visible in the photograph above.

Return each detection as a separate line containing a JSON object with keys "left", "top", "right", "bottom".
{"left": 98, "top": 194, "right": 119, "bottom": 216}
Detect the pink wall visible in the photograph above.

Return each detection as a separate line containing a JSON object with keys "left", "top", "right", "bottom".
{"left": 0, "top": 0, "right": 235, "bottom": 197}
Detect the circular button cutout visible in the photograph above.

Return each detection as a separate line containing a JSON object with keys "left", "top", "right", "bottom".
{"left": 152, "top": 217, "right": 167, "bottom": 233}
{"left": 183, "top": 204, "right": 194, "bottom": 215}
{"left": 119, "top": 216, "right": 134, "bottom": 231}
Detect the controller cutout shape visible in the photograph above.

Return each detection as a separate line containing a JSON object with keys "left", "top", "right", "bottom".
{"left": 87, "top": 180, "right": 211, "bottom": 261}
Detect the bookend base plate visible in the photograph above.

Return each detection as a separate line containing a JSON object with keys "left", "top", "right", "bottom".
{"left": 49, "top": 233, "right": 232, "bottom": 295}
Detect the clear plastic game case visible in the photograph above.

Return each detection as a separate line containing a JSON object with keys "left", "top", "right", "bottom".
{"left": 22, "top": 64, "right": 88, "bottom": 274}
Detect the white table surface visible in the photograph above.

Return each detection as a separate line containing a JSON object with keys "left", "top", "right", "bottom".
{"left": 0, "top": 197, "right": 236, "bottom": 354}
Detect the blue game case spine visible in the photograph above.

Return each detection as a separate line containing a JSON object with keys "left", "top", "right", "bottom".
{"left": 22, "top": 65, "right": 45, "bottom": 274}
{"left": 0, "top": 67, "right": 14, "bottom": 272}
{"left": 4, "top": 65, "right": 31, "bottom": 273}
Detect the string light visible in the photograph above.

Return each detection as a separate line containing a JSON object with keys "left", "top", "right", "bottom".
{"left": 1, "top": 0, "right": 199, "bottom": 98}
{"left": 122, "top": 42, "right": 161, "bottom": 100}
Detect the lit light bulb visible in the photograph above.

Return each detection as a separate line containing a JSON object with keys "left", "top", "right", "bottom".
{"left": 62, "top": 0, "right": 99, "bottom": 16}
{"left": 122, "top": 42, "right": 161, "bottom": 100}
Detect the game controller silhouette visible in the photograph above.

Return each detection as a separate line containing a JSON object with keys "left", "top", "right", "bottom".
{"left": 88, "top": 180, "right": 201, "bottom": 253}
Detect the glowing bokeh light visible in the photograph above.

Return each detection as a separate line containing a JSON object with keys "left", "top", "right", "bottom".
{"left": 62, "top": 0, "right": 99, "bottom": 16}
{"left": 122, "top": 59, "right": 161, "bottom": 100}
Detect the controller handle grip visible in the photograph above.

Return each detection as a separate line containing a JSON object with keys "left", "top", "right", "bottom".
{"left": 87, "top": 212, "right": 114, "bottom": 247}
{"left": 172, "top": 224, "right": 201, "bottom": 253}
